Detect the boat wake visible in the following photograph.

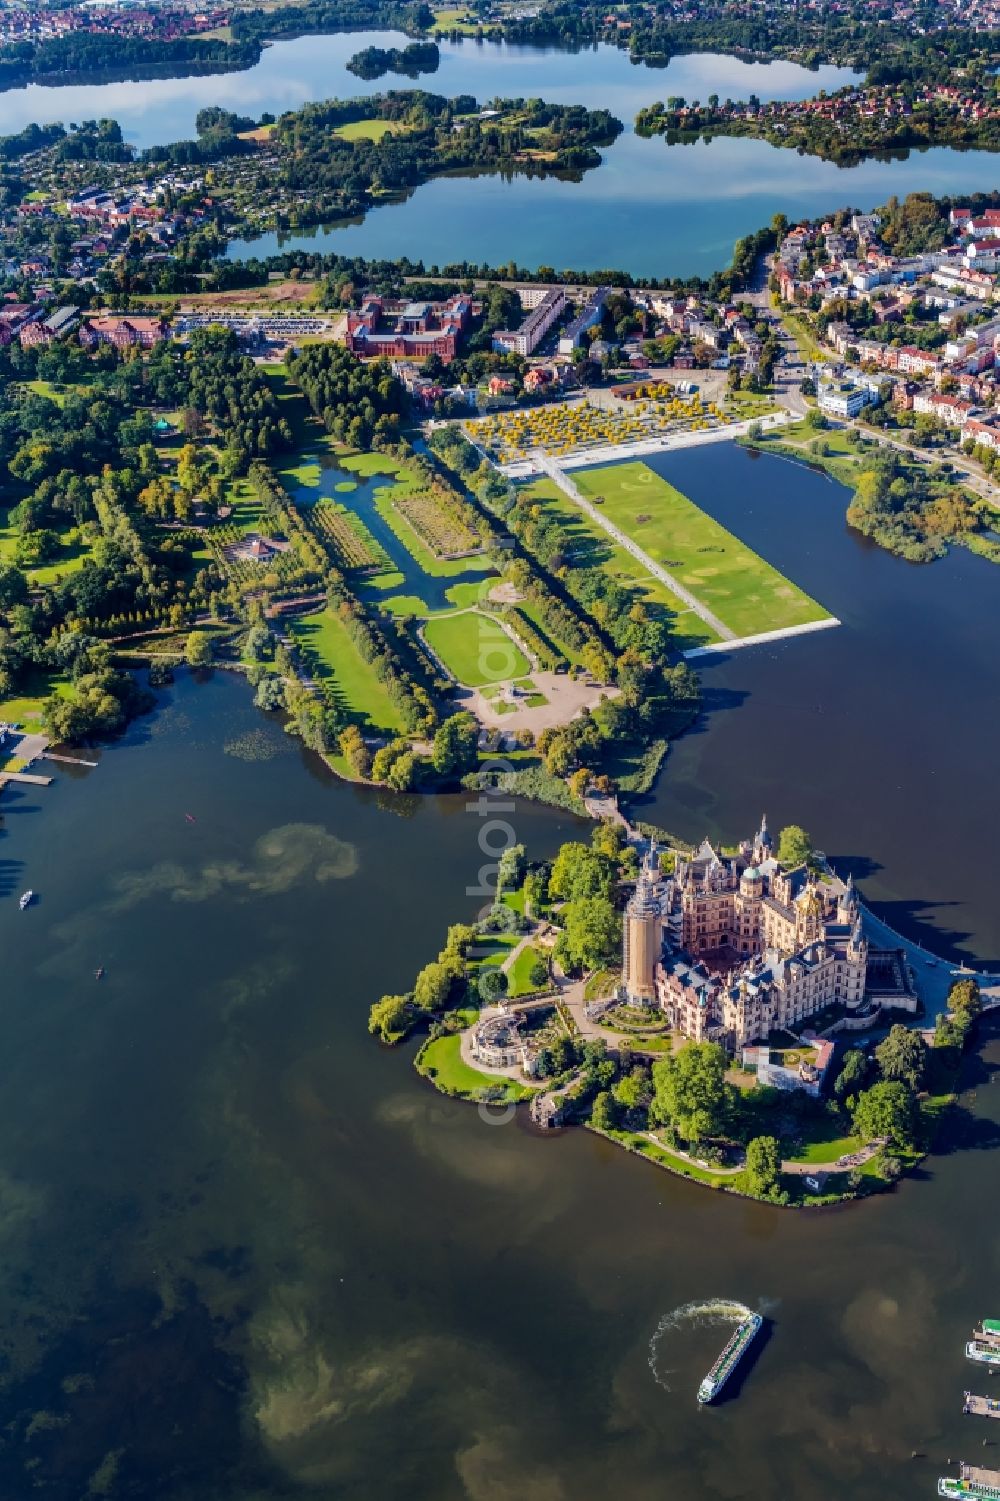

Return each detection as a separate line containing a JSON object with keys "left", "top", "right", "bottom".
{"left": 648, "top": 1299, "right": 756, "bottom": 1392}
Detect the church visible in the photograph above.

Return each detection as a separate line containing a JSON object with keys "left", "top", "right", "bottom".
{"left": 621, "top": 818, "right": 875, "bottom": 1050}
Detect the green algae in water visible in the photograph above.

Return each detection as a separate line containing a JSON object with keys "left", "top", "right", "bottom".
{"left": 224, "top": 729, "right": 283, "bottom": 763}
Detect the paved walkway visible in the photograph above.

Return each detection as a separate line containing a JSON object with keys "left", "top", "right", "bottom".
{"left": 534, "top": 453, "right": 737, "bottom": 643}
{"left": 683, "top": 616, "right": 840, "bottom": 659}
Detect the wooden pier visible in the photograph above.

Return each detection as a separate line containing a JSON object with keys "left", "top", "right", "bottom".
{"left": 966, "top": 1393, "right": 1000, "bottom": 1421}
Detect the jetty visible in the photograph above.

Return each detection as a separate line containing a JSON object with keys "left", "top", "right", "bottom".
{"left": 965, "top": 1393, "right": 1000, "bottom": 1421}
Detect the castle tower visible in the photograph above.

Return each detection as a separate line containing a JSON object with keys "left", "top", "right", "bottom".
{"left": 752, "top": 813, "right": 773, "bottom": 865}
{"left": 837, "top": 872, "right": 858, "bottom": 924}
{"left": 622, "top": 843, "right": 662, "bottom": 1005}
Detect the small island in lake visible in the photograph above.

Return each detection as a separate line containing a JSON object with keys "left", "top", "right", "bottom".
{"left": 346, "top": 41, "right": 440, "bottom": 80}
{"left": 370, "top": 813, "right": 987, "bottom": 1207}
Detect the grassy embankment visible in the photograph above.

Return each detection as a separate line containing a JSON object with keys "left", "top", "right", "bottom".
{"left": 572, "top": 461, "right": 831, "bottom": 639}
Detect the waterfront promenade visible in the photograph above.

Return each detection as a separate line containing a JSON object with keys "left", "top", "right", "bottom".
{"left": 500, "top": 412, "right": 792, "bottom": 479}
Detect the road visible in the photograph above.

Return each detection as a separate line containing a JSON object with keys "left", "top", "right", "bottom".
{"left": 745, "top": 257, "right": 809, "bottom": 417}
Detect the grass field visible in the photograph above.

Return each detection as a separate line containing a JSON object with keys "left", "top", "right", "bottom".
{"left": 573, "top": 462, "right": 830, "bottom": 639}
{"left": 416, "top": 1034, "right": 534, "bottom": 1101}
{"left": 519, "top": 477, "right": 719, "bottom": 652}
{"left": 334, "top": 119, "right": 408, "bottom": 142}
{"left": 423, "top": 610, "right": 530, "bottom": 686}
{"left": 291, "top": 608, "right": 404, "bottom": 733}
{"left": 507, "top": 944, "right": 547, "bottom": 997}
{"left": 431, "top": 5, "right": 480, "bottom": 31}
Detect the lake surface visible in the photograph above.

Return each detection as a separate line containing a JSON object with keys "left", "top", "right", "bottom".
{"left": 0, "top": 33, "right": 858, "bottom": 149}
{"left": 3, "top": 28, "right": 996, "bottom": 278}
{"left": 633, "top": 442, "right": 1000, "bottom": 967}
{"left": 0, "top": 668, "right": 998, "bottom": 1500}
{"left": 228, "top": 133, "right": 1000, "bottom": 281}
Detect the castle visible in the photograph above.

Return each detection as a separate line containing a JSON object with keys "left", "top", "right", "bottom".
{"left": 621, "top": 818, "right": 875, "bottom": 1049}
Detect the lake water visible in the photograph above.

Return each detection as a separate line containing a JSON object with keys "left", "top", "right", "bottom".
{"left": 3, "top": 29, "right": 996, "bottom": 278}
{"left": 0, "top": 33, "right": 858, "bottom": 148}
{"left": 0, "top": 666, "right": 997, "bottom": 1500}
{"left": 634, "top": 442, "right": 1000, "bottom": 967}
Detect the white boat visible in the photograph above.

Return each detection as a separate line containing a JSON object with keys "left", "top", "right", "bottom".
{"left": 967, "top": 1340, "right": 1000, "bottom": 1368}
{"left": 18, "top": 890, "right": 32, "bottom": 910}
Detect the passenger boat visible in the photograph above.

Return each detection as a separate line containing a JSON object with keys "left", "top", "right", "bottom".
{"left": 938, "top": 1463, "right": 1000, "bottom": 1499}
{"left": 18, "top": 890, "right": 32, "bottom": 910}
{"left": 973, "top": 1320, "right": 1000, "bottom": 1349}
{"left": 697, "top": 1311, "right": 762, "bottom": 1403}
{"left": 966, "top": 1338, "right": 1000, "bottom": 1368}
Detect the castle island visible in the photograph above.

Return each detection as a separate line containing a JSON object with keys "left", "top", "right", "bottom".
{"left": 374, "top": 810, "right": 984, "bottom": 1208}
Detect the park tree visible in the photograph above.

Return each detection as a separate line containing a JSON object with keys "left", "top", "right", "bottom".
{"left": 339, "top": 725, "right": 372, "bottom": 779}
{"left": 744, "top": 1135, "right": 782, "bottom": 1200}
{"left": 523, "top": 868, "right": 548, "bottom": 917}
{"left": 549, "top": 841, "right": 613, "bottom": 902}
{"left": 413, "top": 959, "right": 456, "bottom": 1013}
{"left": 613, "top": 1065, "right": 652, "bottom": 1126}
{"left": 497, "top": 841, "right": 526, "bottom": 892}
{"left": 652, "top": 1042, "right": 731, "bottom": 1145}
{"left": 477, "top": 967, "right": 508, "bottom": 1004}
{"left": 949, "top": 976, "right": 982, "bottom": 1022}
{"left": 590, "top": 1090, "right": 618, "bottom": 1132}
{"left": 528, "top": 953, "right": 549, "bottom": 988}
{"left": 556, "top": 894, "right": 621, "bottom": 972}
{"left": 852, "top": 1081, "right": 918, "bottom": 1150}
{"left": 777, "top": 824, "right": 813, "bottom": 868}
{"left": 591, "top": 820, "right": 624, "bottom": 862}
{"left": 833, "top": 1048, "right": 869, "bottom": 1101}
{"left": 368, "top": 993, "right": 410, "bottom": 1044}
{"left": 185, "top": 631, "right": 212, "bottom": 667}
{"left": 431, "top": 711, "right": 478, "bottom": 777}
{"left": 0, "top": 564, "right": 29, "bottom": 608}
{"left": 875, "top": 1024, "right": 927, "bottom": 1090}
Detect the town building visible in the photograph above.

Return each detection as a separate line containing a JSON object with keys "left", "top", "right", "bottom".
{"left": 346, "top": 294, "right": 472, "bottom": 363}
{"left": 79, "top": 314, "right": 166, "bottom": 351}
{"left": 493, "top": 287, "right": 567, "bottom": 357}
{"left": 818, "top": 380, "right": 873, "bottom": 419}
{"left": 558, "top": 286, "right": 609, "bottom": 354}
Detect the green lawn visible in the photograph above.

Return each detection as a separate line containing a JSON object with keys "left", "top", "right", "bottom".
{"left": 291, "top": 608, "right": 404, "bottom": 733}
{"left": 507, "top": 943, "right": 548, "bottom": 997}
{"left": 416, "top": 1033, "right": 534, "bottom": 1101}
{"left": 573, "top": 462, "right": 830, "bottom": 639}
{"left": 519, "top": 476, "right": 719, "bottom": 653}
{"left": 334, "top": 119, "right": 409, "bottom": 142}
{"left": 423, "top": 610, "right": 530, "bottom": 686}
{"left": 431, "top": 4, "right": 480, "bottom": 31}
{"left": 787, "top": 1134, "right": 859, "bottom": 1166}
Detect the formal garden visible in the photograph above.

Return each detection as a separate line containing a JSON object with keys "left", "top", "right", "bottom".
{"left": 467, "top": 391, "right": 722, "bottom": 464}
